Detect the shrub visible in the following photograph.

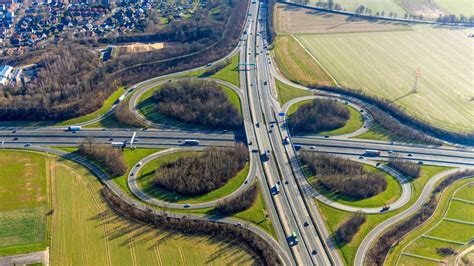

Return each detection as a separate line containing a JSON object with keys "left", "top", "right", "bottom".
{"left": 388, "top": 156, "right": 420, "bottom": 178}
{"left": 289, "top": 99, "right": 349, "bottom": 133}
{"left": 300, "top": 152, "right": 387, "bottom": 199}
{"left": 436, "top": 247, "right": 456, "bottom": 257}
{"left": 334, "top": 213, "right": 366, "bottom": 245}
{"left": 152, "top": 79, "right": 242, "bottom": 128}
{"left": 216, "top": 183, "right": 258, "bottom": 214}
{"left": 78, "top": 138, "right": 127, "bottom": 177}
{"left": 154, "top": 145, "right": 248, "bottom": 195}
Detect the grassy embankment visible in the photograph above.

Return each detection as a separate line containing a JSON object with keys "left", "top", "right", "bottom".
{"left": 316, "top": 165, "right": 451, "bottom": 264}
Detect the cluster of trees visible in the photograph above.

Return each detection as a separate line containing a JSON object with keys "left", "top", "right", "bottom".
{"left": 289, "top": 99, "right": 349, "bottom": 133}
{"left": 264, "top": 0, "right": 277, "bottom": 44}
{"left": 367, "top": 169, "right": 474, "bottom": 265}
{"left": 113, "top": 101, "right": 147, "bottom": 127}
{"left": 154, "top": 145, "right": 248, "bottom": 196}
{"left": 102, "top": 186, "right": 280, "bottom": 266}
{"left": 300, "top": 152, "right": 387, "bottom": 199}
{"left": 78, "top": 138, "right": 127, "bottom": 177}
{"left": 334, "top": 212, "right": 366, "bottom": 245}
{"left": 388, "top": 156, "right": 420, "bottom": 179}
{"left": 0, "top": 0, "right": 249, "bottom": 122}
{"left": 0, "top": 44, "right": 117, "bottom": 120}
{"left": 216, "top": 183, "right": 258, "bottom": 214}
{"left": 437, "top": 14, "right": 474, "bottom": 24}
{"left": 153, "top": 80, "right": 242, "bottom": 128}
{"left": 314, "top": 86, "right": 473, "bottom": 145}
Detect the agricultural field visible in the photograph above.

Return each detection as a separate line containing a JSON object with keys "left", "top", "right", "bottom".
{"left": 0, "top": 150, "right": 50, "bottom": 256}
{"left": 434, "top": 0, "right": 474, "bottom": 18}
{"left": 387, "top": 180, "right": 474, "bottom": 265}
{"left": 316, "top": 165, "right": 450, "bottom": 264}
{"left": 50, "top": 159, "right": 257, "bottom": 265}
{"left": 272, "top": 36, "right": 333, "bottom": 86}
{"left": 294, "top": 25, "right": 474, "bottom": 132}
{"left": 307, "top": 0, "right": 407, "bottom": 17}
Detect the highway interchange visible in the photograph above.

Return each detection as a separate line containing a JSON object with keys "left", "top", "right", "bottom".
{"left": 1, "top": 0, "right": 474, "bottom": 265}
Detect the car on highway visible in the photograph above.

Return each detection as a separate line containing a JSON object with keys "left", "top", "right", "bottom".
{"left": 304, "top": 221, "right": 309, "bottom": 227}
{"left": 418, "top": 161, "right": 424, "bottom": 165}
{"left": 24, "top": 143, "right": 31, "bottom": 147}
{"left": 256, "top": 122, "right": 260, "bottom": 127}
{"left": 287, "top": 232, "right": 298, "bottom": 246}
{"left": 380, "top": 206, "right": 390, "bottom": 212}
{"left": 12, "top": 137, "right": 18, "bottom": 141}
{"left": 294, "top": 144, "right": 302, "bottom": 151}
{"left": 408, "top": 153, "right": 413, "bottom": 157}
{"left": 309, "top": 146, "right": 316, "bottom": 150}
{"left": 136, "top": 162, "right": 143, "bottom": 167}
{"left": 184, "top": 204, "right": 191, "bottom": 208}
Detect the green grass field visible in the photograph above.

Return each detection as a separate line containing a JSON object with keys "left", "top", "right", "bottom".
{"left": 207, "top": 53, "right": 240, "bottom": 87}
{"left": 434, "top": 0, "right": 474, "bottom": 17}
{"left": 386, "top": 178, "right": 474, "bottom": 265}
{"left": 316, "top": 165, "right": 450, "bottom": 264}
{"left": 50, "top": 159, "right": 256, "bottom": 265}
{"left": 136, "top": 151, "right": 249, "bottom": 204}
{"left": 276, "top": 80, "right": 313, "bottom": 105}
{"left": 309, "top": 164, "right": 402, "bottom": 208}
{"left": 137, "top": 82, "right": 242, "bottom": 129}
{"left": 0, "top": 151, "right": 50, "bottom": 256}
{"left": 295, "top": 25, "right": 474, "bottom": 133}
{"left": 288, "top": 99, "right": 365, "bottom": 136}
{"left": 308, "top": 0, "right": 406, "bottom": 16}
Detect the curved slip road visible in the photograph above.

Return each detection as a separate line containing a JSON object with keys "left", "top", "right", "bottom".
{"left": 15, "top": 145, "right": 291, "bottom": 266}
{"left": 127, "top": 148, "right": 257, "bottom": 209}
{"left": 354, "top": 167, "right": 471, "bottom": 266}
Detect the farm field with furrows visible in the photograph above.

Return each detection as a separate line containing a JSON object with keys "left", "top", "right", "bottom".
{"left": 50, "top": 159, "right": 257, "bottom": 265}
{"left": 434, "top": 0, "right": 474, "bottom": 17}
{"left": 294, "top": 25, "right": 474, "bottom": 132}
{"left": 387, "top": 180, "right": 474, "bottom": 266}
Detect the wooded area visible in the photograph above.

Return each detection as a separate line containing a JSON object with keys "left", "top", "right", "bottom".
{"left": 300, "top": 152, "right": 387, "bottom": 199}
{"left": 0, "top": 0, "right": 248, "bottom": 121}
{"left": 216, "top": 183, "right": 258, "bottom": 214}
{"left": 153, "top": 80, "right": 242, "bottom": 128}
{"left": 154, "top": 145, "right": 248, "bottom": 196}
{"left": 289, "top": 99, "right": 349, "bottom": 133}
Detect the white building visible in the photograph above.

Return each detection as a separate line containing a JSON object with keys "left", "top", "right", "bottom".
{"left": 0, "top": 65, "right": 13, "bottom": 85}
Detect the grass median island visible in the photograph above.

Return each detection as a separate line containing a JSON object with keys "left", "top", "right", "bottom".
{"left": 301, "top": 152, "right": 401, "bottom": 207}
{"left": 137, "top": 79, "right": 242, "bottom": 129}
{"left": 276, "top": 79, "right": 312, "bottom": 105}
{"left": 289, "top": 99, "right": 364, "bottom": 136}
{"left": 0, "top": 150, "right": 50, "bottom": 256}
{"left": 315, "top": 165, "right": 450, "bottom": 264}
{"left": 205, "top": 52, "right": 240, "bottom": 87}
{"left": 137, "top": 146, "right": 249, "bottom": 203}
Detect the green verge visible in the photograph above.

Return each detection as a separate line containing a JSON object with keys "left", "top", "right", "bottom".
{"left": 0, "top": 150, "right": 50, "bottom": 256}
{"left": 136, "top": 151, "right": 249, "bottom": 204}
{"left": 386, "top": 178, "right": 474, "bottom": 265}
{"left": 207, "top": 52, "right": 240, "bottom": 87}
{"left": 288, "top": 99, "right": 364, "bottom": 136}
{"left": 316, "top": 165, "right": 451, "bottom": 265}
{"left": 276, "top": 79, "right": 312, "bottom": 105}
{"left": 136, "top": 82, "right": 242, "bottom": 129}
{"left": 308, "top": 164, "right": 402, "bottom": 208}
